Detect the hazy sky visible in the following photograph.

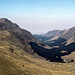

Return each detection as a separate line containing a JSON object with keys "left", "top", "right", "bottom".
{"left": 0, "top": 0, "right": 75, "bottom": 34}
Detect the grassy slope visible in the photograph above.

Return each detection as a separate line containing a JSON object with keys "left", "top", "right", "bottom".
{"left": 0, "top": 31, "right": 75, "bottom": 75}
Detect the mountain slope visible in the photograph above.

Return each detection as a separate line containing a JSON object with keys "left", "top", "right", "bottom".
{"left": 44, "top": 30, "right": 60, "bottom": 37}
{"left": 34, "top": 26, "right": 75, "bottom": 62}
{"left": 0, "top": 18, "right": 46, "bottom": 55}
{"left": 34, "top": 29, "right": 67, "bottom": 44}
{"left": 0, "top": 31, "right": 74, "bottom": 75}
{"left": 61, "top": 27, "right": 75, "bottom": 45}
{"left": 46, "top": 27, "right": 75, "bottom": 62}
{"left": 44, "top": 29, "right": 67, "bottom": 37}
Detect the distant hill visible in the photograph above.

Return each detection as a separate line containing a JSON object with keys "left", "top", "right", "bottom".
{"left": 34, "top": 27, "right": 75, "bottom": 62}
{"left": 43, "top": 29, "right": 67, "bottom": 42}
{"left": 34, "top": 29, "right": 67, "bottom": 43}
{"left": 44, "top": 29, "right": 67, "bottom": 37}
{"left": 61, "top": 27, "right": 75, "bottom": 40}
{"left": 34, "top": 27, "right": 75, "bottom": 45}
{"left": 48, "top": 26, "right": 75, "bottom": 47}
{"left": 34, "top": 34, "right": 54, "bottom": 43}
{"left": 46, "top": 27, "right": 75, "bottom": 61}
{"left": 61, "top": 27, "right": 75, "bottom": 45}
{"left": 44, "top": 26, "right": 75, "bottom": 48}
{"left": 44, "top": 30, "right": 60, "bottom": 37}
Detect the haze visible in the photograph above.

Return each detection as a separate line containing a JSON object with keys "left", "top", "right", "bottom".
{"left": 0, "top": 0, "right": 75, "bottom": 34}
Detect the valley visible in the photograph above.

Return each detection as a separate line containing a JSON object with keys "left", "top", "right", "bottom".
{"left": 0, "top": 18, "right": 75, "bottom": 75}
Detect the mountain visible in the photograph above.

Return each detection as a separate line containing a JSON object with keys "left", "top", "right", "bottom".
{"left": 44, "top": 29, "right": 67, "bottom": 37}
{"left": 61, "top": 27, "right": 75, "bottom": 45}
{"left": 0, "top": 18, "right": 40, "bottom": 44}
{"left": 46, "top": 27, "right": 75, "bottom": 62}
{"left": 34, "top": 29, "right": 67, "bottom": 44}
{"left": 61, "top": 27, "right": 75, "bottom": 40}
{"left": 44, "top": 30, "right": 60, "bottom": 37}
{"left": 34, "top": 34, "right": 54, "bottom": 44}
{"left": 44, "top": 29, "right": 67, "bottom": 42}
{"left": 0, "top": 18, "right": 74, "bottom": 75}
{"left": 45, "top": 27, "right": 75, "bottom": 49}
{"left": 0, "top": 18, "right": 46, "bottom": 55}
{"left": 48, "top": 26, "right": 75, "bottom": 47}
{"left": 34, "top": 27, "right": 75, "bottom": 62}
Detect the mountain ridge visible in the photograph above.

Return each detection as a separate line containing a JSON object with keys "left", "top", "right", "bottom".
{"left": 0, "top": 18, "right": 41, "bottom": 55}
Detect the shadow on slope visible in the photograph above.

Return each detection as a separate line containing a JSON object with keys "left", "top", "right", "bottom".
{"left": 47, "top": 37, "right": 67, "bottom": 47}
{"left": 29, "top": 42, "right": 75, "bottom": 62}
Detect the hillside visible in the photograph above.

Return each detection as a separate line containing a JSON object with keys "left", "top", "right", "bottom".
{"left": 44, "top": 30, "right": 60, "bottom": 37}
{"left": 0, "top": 30, "right": 75, "bottom": 75}
{"left": 34, "top": 29, "right": 67, "bottom": 43}
{"left": 48, "top": 26, "right": 75, "bottom": 47}
{"left": 61, "top": 27, "right": 75, "bottom": 45}
{"left": 0, "top": 18, "right": 49, "bottom": 56}
{"left": 44, "top": 29, "right": 67, "bottom": 37}
{"left": 46, "top": 27, "right": 75, "bottom": 61}
{"left": 34, "top": 27, "right": 75, "bottom": 62}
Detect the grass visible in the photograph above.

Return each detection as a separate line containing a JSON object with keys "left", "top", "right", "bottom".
{"left": 0, "top": 30, "right": 75, "bottom": 75}
{"left": 0, "top": 46, "right": 75, "bottom": 75}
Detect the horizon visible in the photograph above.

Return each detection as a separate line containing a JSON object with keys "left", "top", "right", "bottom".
{"left": 0, "top": 0, "right": 75, "bottom": 34}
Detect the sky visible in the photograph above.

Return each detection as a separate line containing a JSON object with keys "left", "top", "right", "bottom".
{"left": 0, "top": 0, "right": 75, "bottom": 34}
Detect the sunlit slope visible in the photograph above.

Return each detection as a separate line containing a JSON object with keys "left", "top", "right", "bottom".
{"left": 0, "top": 31, "right": 74, "bottom": 75}
{"left": 0, "top": 43, "right": 75, "bottom": 75}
